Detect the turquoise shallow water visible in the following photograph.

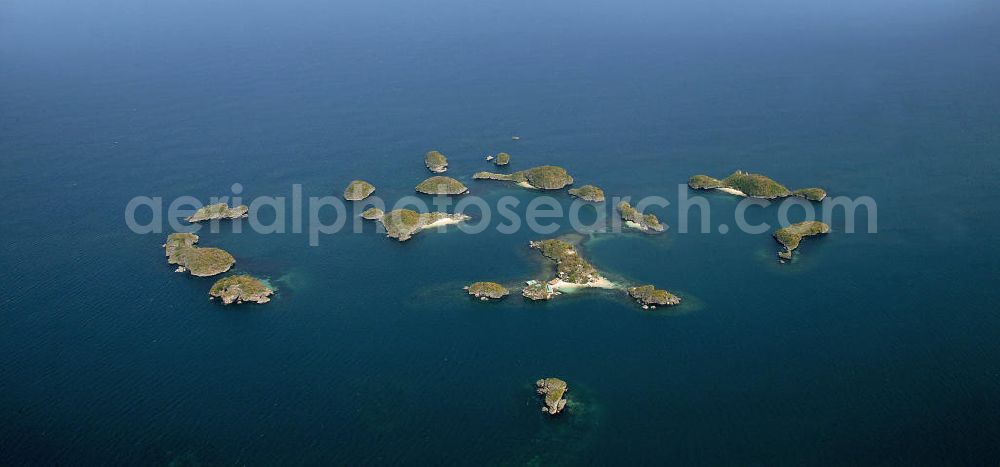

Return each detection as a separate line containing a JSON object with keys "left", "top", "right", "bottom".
{"left": 2, "top": 0, "right": 1000, "bottom": 464}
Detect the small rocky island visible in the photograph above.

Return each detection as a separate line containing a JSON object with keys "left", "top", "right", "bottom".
{"left": 424, "top": 150, "right": 448, "bottom": 173}
{"left": 361, "top": 208, "right": 470, "bottom": 241}
{"left": 164, "top": 233, "right": 236, "bottom": 277}
{"left": 493, "top": 152, "right": 510, "bottom": 166}
{"left": 185, "top": 203, "right": 248, "bottom": 223}
{"left": 415, "top": 176, "right": 469, "bottom": 195}
{"left": 360, "top": 207, "right": 384, "bottom": 220}
{"left": 209, "top": 274, "right": 274, "bottom": 305}
{"left": 536, "top": 378, "right": 568, "bottom": 415}
{"left": 343, "top": 180, "right": 376, "bottom": 201}
{"left": 688, "top": 171, "right": 826, "bottom": 201}
{"left": 568, "top": 185, "right": 605, "bottom": 202}
{"left": 465, "top": 281, "right": 509, "bottom": 301}
{"left": 618, "top": 201, "right": 665, "bottom": 232}
{"left": 522, "top": 281, "right": 553, "bottom": 301}
{"left": 773, "top": 221, "right": 830, "bottom": 260}
{"left": 473, "top": 166, "right": 574, "bottom": 190}
{"left": 627, "top": 285, "right": 681, "bottom": 309}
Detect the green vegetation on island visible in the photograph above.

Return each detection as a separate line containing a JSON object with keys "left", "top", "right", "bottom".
{"left": 473, "top": 165, "right": 574, "bottom": 190}
{"left": 688, "top": 171, "right": 826, "bottom": 201}
{"left": 164, "top": 233, "right": 235, "bottom": 277}
{"left": 344, "top": 180, "right": 376, "bottom": 201}
{"left": 522, "top": 281, "right": 553, "bottom": 301}
{"left": 472, "top": 172, "right": 514, "bottom": 181}
{"left": 466, "top": 281, "right": 509, "bottom": 300}
{"left": 687, "top": 174, "right": 724, "bottom": 190}
{"left": 517, "top": 166, "right": 574, "bottom": 189}
{"left": 493, "top": 152, "right": 510, "bottom": 166}
{"left": 415, "top": 176, "right": 469, "bottom": 195}
{"left": 209, "top": 274, "right": 274, "bottom": 305}
{"left": 627, "top": 285, "right": 681, "bottom": 308}
{"left": 186, "top": 203, "right": 248, "bottom": 223}
{"left": 536, "top": 378, "right": 568, "bottom": 415}
{"left": 773, "top": 221, "right": 830, "bottom": 260}
{"left": 425, "top": 150, "right": 448, "bottom": 173}
{"left": 618, "top": 201, "right": 664, "bottom": 232}
{"left": 791, "top": 188, "right": 827, "bottom": 201}
{"left": 524, "top": 238, "right": 680, "bottom": 309}
{"left": 568, "top": 184, "right": 605, "bottom": 202}
{"left": 720, "top": 171, "right": 791, "bottom": 197}
{"left": 360, "top": 207, "right": 384, "bottom": 220}
{"left": 361, "top": 208, "right": 470, "bottom": 241}
{"left": 529, "top": 239, "right": 601, "bottom": 284}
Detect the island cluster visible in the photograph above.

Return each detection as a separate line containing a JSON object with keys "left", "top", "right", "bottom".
{"left": 163, "top": 144, "right": 832, "bottom": 414}
{"left": 163, "top": 205, "right": 274, "bottom": 306}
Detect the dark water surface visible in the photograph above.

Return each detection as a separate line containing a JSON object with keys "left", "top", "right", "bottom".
{"left": 2, "top": 0, "right": 999, "bottom": 464}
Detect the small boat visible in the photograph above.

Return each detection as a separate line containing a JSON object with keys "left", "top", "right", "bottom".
{"left": 485, "top": 155, "right": 494, "bottom": 161}
{"left": 511, "top": 135, "right": 520, "bottom": 140}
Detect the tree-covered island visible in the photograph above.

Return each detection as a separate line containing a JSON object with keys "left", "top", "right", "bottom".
{"left": 361, "top": 208, "right": 470, "bottom": 241}
{"left": 424, "top": 150, "right": 448, "bottom": 173}
{"left": 688, "top": 171, "right": 826, "bottom": 201}
{"left": 186, "top": 203, "right": 248, "bottom": 223}
{"left": 568, "top": 184, "right": 605, "bottom": 202}
{"left": 773, "top": 221, "right": 830, "bottom": 260}
{"left": 164, "top": 233, "right": 236, "bottom": 277}
{"left": 344, "top": 180, "right": 376, "bottom": 201}
{"left": 627, "top": 284, "right": 681, "bottom": 309}
{"left": 473, "top": 165, "right": 574, "bottom": 190}
{"left": 415, "top": 176, "right": 468, "bottom": 195}
{"left": 465, "top": 281, "right": 509, "bottom": 300}
{"left": 617, "top": 201, "right": 664, "bottom": 232}
{"left": 209, "top": 274, "right": 274, "bottom": 305}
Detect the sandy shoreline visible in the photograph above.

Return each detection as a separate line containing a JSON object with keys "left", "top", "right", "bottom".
{"left": 552, "top": 277, "right": 617, "bottom": 291}
{"left": 714, "top": 187, "right": 747, "bottom": 196}
{"left": 421, "top": 216, "right": 469, "bottom": 230}
{"left": 624, "top": 220, "right": 647, "bottom": 231}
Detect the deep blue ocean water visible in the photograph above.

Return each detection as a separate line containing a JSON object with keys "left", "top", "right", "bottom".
{"left": 2, "top": 0, "right": 1000, "bottom": 464}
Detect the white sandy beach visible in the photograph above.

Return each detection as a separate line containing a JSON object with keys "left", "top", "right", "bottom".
{"left": 714, "top": 187, "right": 747, "bottom": 196}
{"left": 624, "top": 220, "right": 647, "bottom": 231}
{"left": 421, "top": 216, "right": 469, "bottom": 230}
{"left": 551, "top": 277, "right": 618, "bottom": 291}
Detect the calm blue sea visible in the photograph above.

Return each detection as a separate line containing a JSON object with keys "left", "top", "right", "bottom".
{"left": 2, "top": 0, "right": 999, "bottom": 464}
